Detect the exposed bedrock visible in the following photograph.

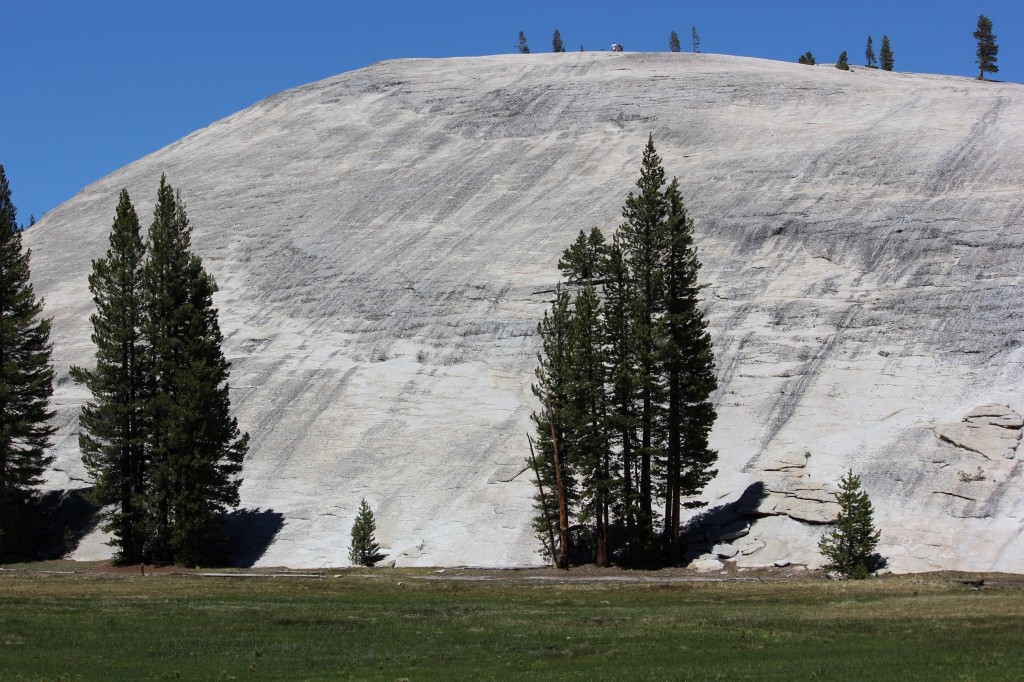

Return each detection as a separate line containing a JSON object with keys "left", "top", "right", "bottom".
{"left": 24, "top": 53, "right": 1024, "bottom": 571}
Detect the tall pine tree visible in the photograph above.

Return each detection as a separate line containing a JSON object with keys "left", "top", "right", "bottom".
{"left": 659, "top": 180, "right": 717, "bottom": 560}
{"left": 865, "top": 36, "right": 877, "bottom": 68}
{"left": 71, "top": 190, "right": 149, "bottom": 563}
{"left": 529, "top": 138, "right": 719, "bottom": 567}
{"left": 529, "top": 285, "right": 576, "bottom": 568}
{"left": 0, "top": 165, "right": 55, "bottom": 558}
{"left": 142, "top": 176, "right": 247, "bottom": 566}
{"left": 618, "top": 135, "right": 669, "bottom": 560}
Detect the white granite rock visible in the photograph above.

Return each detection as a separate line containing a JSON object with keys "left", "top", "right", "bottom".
{"left": 936, "top": 404, "right": 1023, "bottom": 459}
{"left": 692, "top": 558, "right": 725, "bottom": 572}
{"left": 24, "top": 53, "right": 1024, "bottom": 571}
{"left": 713, "top": 543, "right": 740, "bottom": 559}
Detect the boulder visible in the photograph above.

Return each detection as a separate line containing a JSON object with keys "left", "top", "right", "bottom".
{"left": 713, "top": 543, "right": 740, "bottom": 559}
{"left": 691, "top": 558, "right": 725, "bottom": 572}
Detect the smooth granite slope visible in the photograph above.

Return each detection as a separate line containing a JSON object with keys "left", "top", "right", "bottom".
{"left": 24, "top": 52, "right": 1024, "bottom": 571}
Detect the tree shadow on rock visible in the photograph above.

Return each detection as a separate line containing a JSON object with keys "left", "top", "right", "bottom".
{"left": 219, "top": 508, "right": 285, "bottom": 568}
{"left": 678, "top": 482, "right": 768, "bottom": 561}
{"left": 24, "top": 488, "right": 100, "bottom": 560}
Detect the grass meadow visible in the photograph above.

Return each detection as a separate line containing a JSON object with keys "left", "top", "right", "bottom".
{"left": 1, "top": 565, "right": 1021, "bottom": 680}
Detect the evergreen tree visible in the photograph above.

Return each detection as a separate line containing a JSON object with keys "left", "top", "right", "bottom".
{"left": 879, "top": 35, "right": 894, "bottom": 71}
{"left": 818, "top": 470, "right": 882, "bottom": 579}
{"left": 669, "top": 31, "right": 681, "bottom": 53}
{"left": 798, "top": 51, "right": 816, "bottom": 65}
{"left": 865, "top": 36, "right": 877, "bottom": 68}
{"left": 618, "top": 136, "right": 669, "bottom": 560}
{"left": 558, "top": 227, "right": 607, "bottom": 284}
{"left": 530, "top": 285, "right": 576, "bottom": 568}
{"left": 348, "top": 498, "right": 381, "bottom": 566}
{"left": 658, "top": 179, "right": 717, "bottom": 560}
{"left": 70, "top": 190, "right": 149, "bottom": 563}
{"left": 530, "top": 138, "right": 718, "bottom": 567}
{"left": 0, "top": 165, "right": 55, "bottom": 559}
{"left": 552, "top": 29, "right": 565, "bottom": 53}
{"left": 518, "top": 31, "right": 530, "bottom": 54}
{"left": 565, "top": 283, "right": 613, "bottom": 565}
{"left": 835, "top": 50, "right": 850, "bottom": 71}
{"left": 601, "top": 238, "right": 638, "bottom": 561}
{"left": 974, "top": 15, "right": 999, "bottom": 80}
{"left": 142, "top": 176, "right": 247, "bottom": 565}
{"left": 691, "top": 26, "right": 700, "bottom": 53}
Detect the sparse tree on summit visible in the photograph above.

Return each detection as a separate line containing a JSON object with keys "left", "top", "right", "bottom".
{"left": 880, "top": 35, "right": 894, "bottom": 71}
{"left": 691, "top": 26, "right": 700, "bottom": 53}
{"left": 552, "top": 29, "right": 565, "bottom": 53}
{"left": 669, "top": 31, "right": 681, "bottom": 53}
{"left": 518, "top": 31, "right": 530, "bottom": 54}
{"left": 798, "top": 51, "right": 816, "bottom": 66}
{"left": 835, "top": 50, "right": 850, "bottom": 71}
{"left": 974, "top": 15, "right": 998, "bottom": 80}
{"left": 865, "top": 36, "right": 877, "bottom": 68}
{"left": 0, "top": 165, "right": 55, "bottom": 560}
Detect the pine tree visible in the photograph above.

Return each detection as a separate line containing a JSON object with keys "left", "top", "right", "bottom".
{"left": 865, "top": 36, "right": 877, "bottom": 68}
{"left": 563, "top": 283, "right": 613, "bottom": 565}
{"left": 974, "top": 15, "right": 999, "bottom": 80}
{"left": 558, "top": 227, "right": 607, "bottom": 284}
{"left": 835, "top": 50, "right": 850, "bottom": 71}
{"left": 0, "top": 165, "right": 55, "bottom": 559}
{"left": 798, "top": 51, "right": 816, "bottom": 65}
{"left": 142, "top": 176, "right": 247, "bottom": 566}
{"left": 818, "top": 470, "right": 882, "bottom": 579}
{"left": 518, "top": 31, "right": 530, "bottom": 54}
{"left": 691, "top": 26, "right": 700, "bottom": 53}
{"left": 348, "top": 498, "right": 381, "bottom": 566}
{"left": 669, "top": 31, "right": 681, "bottom": 53}
{"left": 528, "top": 138, "right": 719, "bottom": 567}
{"left": 879, "top": 35, "right": 894, "bottom": 71}
{"left": 618, "top": 135, "right": 669, "bottom": 561}
{"left": 552, "top": 29, "right": 565, "bottom": 53}
{"left": 530, "top": 285, "right": 576, "bottom": 568}
{"left": 601, "top": 238, "right": 638, "bottom": 561}
{"left": 70, "top": 190, "right": 149, "bottom": 563}
{"left": 658, "top": 179, "right": 717, "bottom": 560}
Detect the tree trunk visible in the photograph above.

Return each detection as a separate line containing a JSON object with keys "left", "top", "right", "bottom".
{"left": 528, "top": 435, "right": 559, "bottom": 569}
{"left": 546, "top": 400, "right": 571, "bottom": 570}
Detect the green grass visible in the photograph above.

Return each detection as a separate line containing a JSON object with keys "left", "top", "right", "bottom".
{"left": 1, "top": 568, "right": 1022, "bottom": 680}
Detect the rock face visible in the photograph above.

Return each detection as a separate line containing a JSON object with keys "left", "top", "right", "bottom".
{"left": 23, "top": 53, "right": 1024, "bottom": 571}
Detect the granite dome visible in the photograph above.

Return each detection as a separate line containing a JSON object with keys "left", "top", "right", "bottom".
{"left": 25, "top": 52, "right": 1024, "bottom": 571}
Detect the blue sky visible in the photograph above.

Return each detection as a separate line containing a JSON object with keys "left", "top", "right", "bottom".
{"left": 3, "top": 0, "right": 1021, "bottom": 223}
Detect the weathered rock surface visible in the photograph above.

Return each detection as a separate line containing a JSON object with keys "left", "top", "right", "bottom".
{"left": 936, "top": 404, "right": 1022, "bottom": 459}
{"left": 23, "top": 53, "right": 1024, "bottom": 571}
